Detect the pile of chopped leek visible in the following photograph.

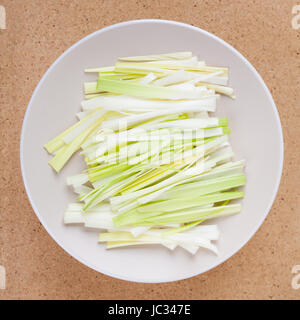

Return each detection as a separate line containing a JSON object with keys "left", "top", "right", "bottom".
{"left": 44, "top": 51, "right": 245, "bottom": 255}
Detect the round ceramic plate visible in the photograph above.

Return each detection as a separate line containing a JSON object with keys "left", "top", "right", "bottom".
{"left": 20, "top": 20, "right": 283, "bottom": 283}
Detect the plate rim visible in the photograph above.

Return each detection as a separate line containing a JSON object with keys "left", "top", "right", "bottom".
{"left": 20, "top": 19, "right": 284, "bottom": 283}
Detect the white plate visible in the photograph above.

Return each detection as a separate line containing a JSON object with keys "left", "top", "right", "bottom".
{"left": 20, "top": 20, "right": 283, "bottom": 283}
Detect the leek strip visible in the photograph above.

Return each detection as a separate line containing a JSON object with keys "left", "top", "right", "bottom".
{"left": 148, "top": 56, "right": 199, "bottom": 66}
{"left": 82, "top": 171, "right": 143, "bottom": 210}
{"left": 142, "top": 118, "right": 228, "bottom": 130}
{"left": 81, "top": 94, "right": 217, "bottom": 112}
{"left": 84, "top": 82, "right": 105, "bottom": 94}
{"left": 132, "top": 204, "right": 242, "bottom": 226}
{"left": 44, "top": 107, "right": 103, "bottom": 154}
{"left": 116, "top": 62, "right": 228, "bottom": 76}
{"left": 66, "top": 173, "right": 89, "bottom": 187}
{"left": 85, "top": 66, "right": 115, "bottom": 73}
{"left": 118, "top": 52, "right": 193, "bottom": 62}
{"left": 63, "top": 109, "right": 106, "bottom": 144}
{"left": 85, "top": 93, "right": 103, "bottom": 100}
{"left": 137, "top": 190, "right": 244, "bottom": 213}
{"left": 197, "top": 82, "right": 235, "bottom": 98}
{"left": 139, "top": 73, "right": 156, "bottom": 84}
{"left": 162, "top": 221, "right": 204, "bottom": 237}
{"left": 160, "top": 174, "right": 246, "bottom": 201}
{"left": 114, "top": 65, "right": 172, "bottom": 76}
{"left": 48, "top": 117, "right": 104, "bottom": 172}
{"left": 97, "top": 78, "right": 214, "bottom": 100}
{"left": 99, "top": 231, "right": 217, "bottom": 254}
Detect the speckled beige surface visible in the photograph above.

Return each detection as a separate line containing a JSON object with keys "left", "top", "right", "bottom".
{"left": 0, "top": 0, "right": 299, "bottom": 300}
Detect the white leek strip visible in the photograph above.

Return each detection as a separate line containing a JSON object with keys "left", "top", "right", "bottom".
{"left": 139, "top": 73, "right": 156, "bottom": 84}
{"left": 154, "top": 70, "right": 222, "bottom": 87}
{"left": 63, "top": 109, "right": 106, "bottom": 144}
{"left": 84, "top": 82, "right": 105, "bottom": 94}
{"left": 193, "top": 75, "right": 228, "bottom": 86}
{"left": 64, "top": 211, "right": 84, "bottom": 224}
{"left": 101, "top": 104, "right": 216, "bottom": 130}
{"left": 179, "top": 243, "right": 199, "bottom": 255}
{"left": 168, "top": 231, "right": 219, "bottom": 254}
{"left": 114, "top": 127, "right": 227, "bottom": 142}
{"left": 81, "top": 95, "right": 217, "bottom": 113}
{"left": 169, "top": 82, "right": 211, "bottom": 95}
{"left": 73, "top": 185, "right": 93, "bottom": 195}
{"left": 105, "top": 240, "right": 176, "bottom": 250}
{"left": 126, "top": 226, "right": 150, "bottom": 237}
{"left": 121, "top": 62, "right": 228, "bottom": 76}
{"left": 187, "top": 71, "right": 224, "bottom": 85}
{"left": 114, "top": 64, "right": 173, "bottom": 76}
{"left": 100, "top": 112, "right": 177, "bottom": 131}
{"left": 99, "top": 226, "right": 219, "bottom": 254}
{"left": 97, "top": 78, "right": 215, "bottom": 100}
{"left": 195, "top": 111, "right": 209, "bottom": 118}
{"left": 197, "top": 82, "right": 235, "bottom": 98}
{"left": 86, "top": 113, "right": 185, "bottom": 145}
{"left": 76, "top": 111, "right": 90, "bottom": 120}
{"left": 85, "top": 66, "right": 115, "bottom": 73}
{"left": 66, "top": 173, "right": 89, "bottom": 188}
{"left": 118, "top": 51, "right": 193, "bottom": 62}
{"left": 153, "top": 70, "right": 194, "bottom": 86}
{"left": 141, "top": 118, "right": 226, "bottom": 130}
{"left": 64, "top": 205, "right": 150, "bottom": 237}
{"left": 148, "top": 56, "right": 200, "bottom": 66}
{"left": 180, "top": 225, "right": 220, "bottom": 239}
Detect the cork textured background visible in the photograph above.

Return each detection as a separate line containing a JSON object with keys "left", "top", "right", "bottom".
{"left": 0, "top": 0, "right": 300, "bottom": 300}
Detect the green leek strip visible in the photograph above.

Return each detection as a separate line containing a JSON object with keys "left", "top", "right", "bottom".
{"left": 48, "top": 116, "right": 104, "bottom": 172}
{"left": 112, "top": 173, "right": 244, "bottom": 223}
{"left": 113, "top": 191, "right": 243, "bottom": 227}
{"left": 82, "top": 170, "right": 143, "bottom": 211}
{"left": 137, "top": 190, "right": 244, "bottom": 213}
{"left": 97, "top": 78, "right": 203, "bottom": 100}
{"left": 98, "top": 73, "right": 144, "bottom": 81}
{"left": 118, "top": 52, "right": 193, "bottom": 62}
{"left": 113, "top": 203, "right": 241, "bottom": 227}
{"left": 120, "top": 162, "right": 186, "bottom": 195}
{"left": 110, "top": 137, "right": 229, "bottom": 209}
{"left": 134, "top": 204, "right": 242, "bottom": 226}
{"left": 84, "top": 165, "right": 146, "bottom": 202}
{"left": 44, "top": 107, "right": 102, "bottom": 154}
{"left": 162, "top": 174, "right": 246, "bottom": 200}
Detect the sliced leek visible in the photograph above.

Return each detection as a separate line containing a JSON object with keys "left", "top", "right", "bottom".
{"left": 44, "top": 52, "right": 244, "bottom": 255}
